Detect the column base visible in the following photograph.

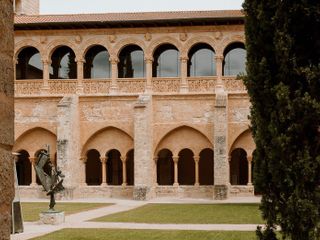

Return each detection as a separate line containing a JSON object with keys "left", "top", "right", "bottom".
{"left": 101, "top": 183, "right": 108, "bottom": 187}
{"left": 133, "top": 186, "right": 155, "bottom": 200}
{"left": 109, "top": 85, "right": 118, "bottom": 95}
{"left": 173, "top": 183, "right": 179, "bottom": 187}
{"left": 213, "top": 185, "right": 229, "bottom": 200}
{"left": 179, "top": 84, "right": 188, "bottom": 93}
{"left": 194, "top": 183, "right": 200, "bottom": 187}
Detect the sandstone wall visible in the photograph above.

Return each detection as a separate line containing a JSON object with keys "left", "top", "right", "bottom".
{"left": 0, "top": 0, "right": 14, "bottom": 239}
{"left": 15, "top": 0, "right": 39, "bottom": 15}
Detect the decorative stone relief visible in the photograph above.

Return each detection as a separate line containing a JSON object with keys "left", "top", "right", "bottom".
{"left": 144, "top": 32, "right": 152, "bottom": 41}
{"left": 213, "top": 31, "right": 223, "bottom": 40}
{"left": 230, "top": 107, "right": 250, "bottom": 122}
{"left": 75, "top": 35, "right": 82, "bottom": 44}
{"left": 179, "top": 32, "right": 188, "bottom": 42}
{"left": 108, "top": 34, "right": 117, "bottom": 43}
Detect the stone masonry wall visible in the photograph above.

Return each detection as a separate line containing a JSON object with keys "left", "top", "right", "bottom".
{"left": 0, "top": 0, "right": 14, "bottom": 239}
{"left": 15, "top": 0, "right": 39, "bottom": 15}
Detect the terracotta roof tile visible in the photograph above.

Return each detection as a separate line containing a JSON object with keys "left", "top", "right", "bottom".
{"left": 15, "top": 10, "right": 243, "bottom": 24}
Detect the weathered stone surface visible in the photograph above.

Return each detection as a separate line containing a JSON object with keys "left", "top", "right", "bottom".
{"left": 39, "top": 211, "right": 65, "bottom": 225}
{"left": 0, "top": 1, "right": 14, "bottom": 239}
{"left": 214, "top": 185, "right": 229, "bottom": 200}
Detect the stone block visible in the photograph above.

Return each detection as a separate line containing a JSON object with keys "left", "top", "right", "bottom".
{"left": 133, "top": 186, "right": 154, "bottom": 200}
{"left": 39, "top": 211, "right": 65, "bottom": 225}
{"left": 214, "top": 185, "right": 229, "bottom": 200}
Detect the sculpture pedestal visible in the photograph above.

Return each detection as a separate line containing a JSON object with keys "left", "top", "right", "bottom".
{"left": 39, "top": 211, "right": 65, "bottom": 225}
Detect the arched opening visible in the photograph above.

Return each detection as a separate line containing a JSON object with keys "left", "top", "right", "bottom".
{"left": 86, "top": 149, "right": 102, "bottom": 185}
{"left": 16, "top": 47, "right": 43, "bottom": 80}
{"left": 153, "top": 44, "right": 180, "bottom": 77}
{"left": 126, "top": 149, "right": 134, "bottom": 186}
{"left": 106, "top": 149, "right": 123, "bottom": 185}
{"left": 16, "top": 150, "right": 31, "bottom": 185}
{"left": 84, "top": 45, "right": 110, "bottom": 79}
{"left": 223, "top": 42, "right": 246, "bottom": 76}
{"left": 178, "top": 148, "right": 195, "bottom": 185}
{"left": 50, "top": 46, "right": 77, "bottom": 79}
{"left": 118, "top": 45, "right": 144, "bottom": 78}
{"left": 199, "top": 148, "right": 214, "bottom": 185}
{"left": 230, "top": 148, "right": 248, "bottom": 185}
{"left": 157, "top": 149, "right": 174, "bottom": 185}
{"left": 188, "top": 43, "right": 215, "bottom": 76}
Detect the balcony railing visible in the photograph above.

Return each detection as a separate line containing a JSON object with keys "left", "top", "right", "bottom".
{"left": 14, "top": 76, "right": 247, "bottom": 97}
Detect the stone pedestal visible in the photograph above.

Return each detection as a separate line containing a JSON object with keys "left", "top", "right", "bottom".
{"left": 39, "top": 211, "right": 65, "bottom": 225}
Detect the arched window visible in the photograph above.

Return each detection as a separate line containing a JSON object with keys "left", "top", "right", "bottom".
{"left": 118, "top": 45, "right": 144, "bottom": 78}
{"left": 157, "top": 149, "right": 174, "bottom": 185}
{"left": 153, "top": 44, "right": 180, "bottom": 77}
{"left": 230, "top": 148, "right": 248, "bottom": 185}
{"left": 178, "top": 148, "right": 195, "bottom": 185}
{"left": 84, "top": 45, "right": 110, "bottom": 79}
{"left": 126, "top": 149, "right": 134, "bottom": 186}
{"left": 199, "top": 148, "right": 214, "bottom": 185}
{"left": 16, "top": 150, "right": 31, "bottom": 185}
{"left": 106, "top": 149, "right": 123, "bottom": 185}
{"left": 188, "top": 43, "right": 216, "bottom": 76}
{"left": 50, "top": 46, "right": 77, "bottom": 79}
{"left": 223, "top": 42, "right": 246, "bottom": 76}
{"left": 16, "top": 47, "right": 43, "bottom": 80}
{"left": 86, "top": 149, "right": 102, "bottom": 185}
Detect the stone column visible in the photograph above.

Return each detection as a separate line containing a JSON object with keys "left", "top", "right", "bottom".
{"left": 13, "top": 57, "right": 17, "bottom": 80}
{"left": 153, "top": 157, "right": 158, "bottom": 186}
{"left": 133, "top": 94, "right": 154, "bottom": 200}
{"left": 121, "top": 156, "right": 127, "bottom": 186}
{"left": 215, "top": 55, "right": 224, "bottom": 91}
{"left": 110, "top": 57, "right": 119, "bottom": 94}
{"left": 100, "top": 157, "right": 107, "bottom": 186}
{"left": 247, "top": 155, "right": 253, "bottom": 186}
{"left": 76, "top": 58, "right": 84, "bottom": 94}
{"left": 80, "top": 157, "right": 87, "bottom": 186}
{"left": 41, "top": 59, "right": 51, "bottom": 93}
{"left": 57, "top": 96, "right": 81, "bottom": 199}
{"left": 0, "top": 2, "right": 14, "bottom": 238}
{"left": 194, "top": 156, "right": 200, "bottom": 187}
{"left": 29, "top": 157, "right": 37, "bottom": 186}
{"left": 145, "top": 56, "right": 153, "bottom": 93}
{"left": 180, "top": 56, "right": 188, "bottom": 93}
{"left": 213, "top": 91, "right": 229, "bottom": 199}
{"left": 173, "top": 156, "right": 179, "bottom": 186}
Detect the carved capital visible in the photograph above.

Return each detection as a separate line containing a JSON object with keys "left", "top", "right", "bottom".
{"left": 80, "top": 156, "right": 87, "bottom": 163}
{"left": 215, "top": 55, "right": 224, "bottom": 62}
{"left": 109, "top": 57, "right": 119, "bottom": 65}
{"left": 120, "top": 156, "right": 127, "bottom": 163}
{"left": 100, "top": 157, "right": 107, "bottom": 163}
{"left": 247, "top": 155, "right": 253, "bottom": 162}
{"left": 76, "top": 58, "right": 85, "bottom": 63}
{"left": 144, "top": 56, "right": 154, "bottom": 64}
{"left": 180, "top": 56, "right": 189, "bottom": 63}
{"left": 194, "top": 156, "right": 200, "bottom": 162}
{"left": 172, "top": 156, "right": 179, "bottom": 163}
{"left": 42, "top": 59, "right": 52, "bottom": 65}
{"left": 29, "top": 157, "right": 36, "bottom": 164}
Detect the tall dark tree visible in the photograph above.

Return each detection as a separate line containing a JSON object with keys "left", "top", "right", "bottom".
{"left": 243, "top": 0, "right": 320, "bottom": 239}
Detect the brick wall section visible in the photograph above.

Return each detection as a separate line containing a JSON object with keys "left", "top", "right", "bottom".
{"left": 0, "top": 0, "right": 14, "bottom": 239}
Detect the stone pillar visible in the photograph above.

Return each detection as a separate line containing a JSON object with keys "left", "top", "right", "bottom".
{"left": 41, "top": 59, "right": 50, "bottom": 93}
{"left": 57, "top": 96, "right": 81, "bottom": 199}
{"left": 153, "top": 157, "right": 158, "bottom": 186}
{"left": 133, "top": 94, "right": 154, "bottom": 200}
{"left": 145, "top": 56, "right": 153, "bottom": 93}
{"left": 80, "top": 157, "right": 87, "bottom": 186}
{"left": 215, "top": 55, "right": 224, "bottom": 90}
{"left": 29, "top": 157, "right": 37, "bottom": 186}
{"left": 13, "top": 57, "right": 17, "bottom": 80}
{"left": 173, "top": 156, "right": 179, "bottom": 186}
{"left": 100, "top": 157, "right": 107, "bottom": 186}
{"left": 110, "top": 57, "right": 118, "bottom": 94}
{"left": 121, "top": 156, "right": 127, "bottom": 186}
{"left": 213, "top": 91, "right": 229, "bottom": 199}
{"left": 0, "top": 1, "right": 14, "bottom": 238}
{"left": 76, "top": 58, "right": 84, "bottom": 94}
{"left": 194, "top": 156, "right": 200, "bottom": 187}
{"left": 247, "top": 155, "right": 252, "bottom": 186}
{"left": 180, "top": 56, "right": 188, "bottom": 93}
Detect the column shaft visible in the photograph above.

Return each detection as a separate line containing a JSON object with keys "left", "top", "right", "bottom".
{"left": 101, "top": 157, "right": 107, "bottom": 186}
{"left": 122, "top": 157, "right": 127, "bottom": 186}
{"left": 194, "top": 156, "right": 200, "bottom": 186}
{"left": 173, "top": 156, "right": 179, "bottom": 186}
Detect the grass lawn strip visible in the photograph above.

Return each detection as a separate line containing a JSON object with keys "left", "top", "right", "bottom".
{"left": 31, "top": 228, "right": 257, "bottom": 240}
{"left": 22, "top": 202, "right": 112, "bottom": 222}
{"left": 93, "top": 203, "right": 263, "bottom": 224}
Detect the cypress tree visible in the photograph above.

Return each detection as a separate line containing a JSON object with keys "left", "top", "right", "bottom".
{"left": 243, "top": 0, "right": 320, "bottom": 239}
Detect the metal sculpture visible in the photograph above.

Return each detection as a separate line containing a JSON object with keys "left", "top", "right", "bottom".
{"left": 34, "top": 146, "right": 64, "bottom": 210}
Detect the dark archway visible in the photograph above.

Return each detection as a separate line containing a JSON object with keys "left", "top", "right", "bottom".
{"left": 16, "top": 47, "right": 43, "bottom": 80}
{"left": 188, "top": 43, "right": 215, "bottom": 76}
{"left": 223, "top": 42, "right": 246, "bottom": 76}
{"left": 50, "top": 46, "right": 77, "bottom": 79}
{"left": 157, "top": 149, "right": 174, "bottom": 185}
{"left": 16, "top": 150, "right": 31, "bottom": 185}
{"left": 107, "top": 149, "right": 123, "bottom": 185}
{"left": 85, "top": 149, "right": 102, "bottom": 185}
{"left": 126, "top": 149, "right": 134, "bottom": 186}
{"left": 178, "top": 148, "right": 195, "bottom": 185}
{"left": 230, "top": 148, "right": 248, "bottom": 185}
{"left": 118, "top": 45, "right": 144, "bottom": 78}
{"left": 84, "top": 45, "right": 110, "bottom": 79}
{"left": 153, "top": 44, "right": 180, "bottom": 77}
{"left": 199, "top": 148, "right": 214, "bottom": 185}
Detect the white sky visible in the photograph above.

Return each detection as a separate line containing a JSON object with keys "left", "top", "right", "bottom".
{"left": 40, "top": 0, "right": 244, "bottom": 14}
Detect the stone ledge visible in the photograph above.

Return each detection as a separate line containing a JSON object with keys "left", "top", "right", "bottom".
{"left": 39, "top": 211, "right": 65, "bottom": 225}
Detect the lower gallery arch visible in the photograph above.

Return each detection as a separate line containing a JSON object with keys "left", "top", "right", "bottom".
{"left": 199, "top": 148, "right": 214, "bottom": 185}
{"left": 230, "top": 148, "right": 248, "bottom": 185}
{"left": 126, "top": 149, "right": 134, "bottom": 186}
{"left": 178, "top": 148, "right": 195, "bottom": 185}
{"left": 86, "top": 149, "right": 102, "bottom": 185}
{"left": 157, "top": 149, "right": 174, "bottom": 185}
{"left": 16, "top": 150, "right": 31, "bottom": 185}
{"left": 107, "top": 149, "right": 123, "bottom": 185}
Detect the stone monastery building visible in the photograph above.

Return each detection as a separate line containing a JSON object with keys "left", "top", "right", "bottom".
{"left": 13, "top": 0, "right": 256, "bottom": 200}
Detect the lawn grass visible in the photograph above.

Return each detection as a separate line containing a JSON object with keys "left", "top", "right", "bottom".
{"left": 21, "top": 202, "right": 112, "bottom": 222}
{"left": 31, "top": 228, "right": 257, "bottom": 240}
{"left": 93, "top": 203, "right": 263, "bottom": 224}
